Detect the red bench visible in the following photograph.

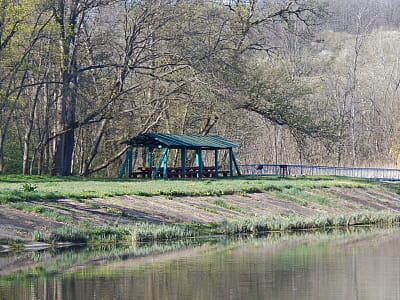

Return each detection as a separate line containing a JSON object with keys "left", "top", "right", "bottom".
{"left": 131, "top": 167, "right": 230, "bottom": 178}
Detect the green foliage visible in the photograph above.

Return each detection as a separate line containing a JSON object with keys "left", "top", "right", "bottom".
{"left": 21, "top": 183, "right": 38, "bottom": 192}
{"left": 31, "top": 231, "right": 42, "bottom": 241}
{"left": 0, "top": 0, "right": 334, "bottom": 177}
{"left": 32, "top": 205, "right": 44, "bottom": 214}
{"left": 0, "top": 0, "right": 397, "bottom": 175}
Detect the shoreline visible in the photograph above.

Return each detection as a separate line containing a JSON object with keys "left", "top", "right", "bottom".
{"left": 2, "top": 214, "right": 400, "bottom": 253}
{"left": 2, "top": 176, "right": 400, "bottom": 250}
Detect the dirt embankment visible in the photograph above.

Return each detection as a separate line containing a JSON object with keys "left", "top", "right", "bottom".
{"left": 2, "top": 187, "right": 400, "bottom": 242}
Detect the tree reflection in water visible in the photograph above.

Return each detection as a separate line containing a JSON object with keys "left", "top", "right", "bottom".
{"left": 1, "top": 227, "right": 400, "bottom": 300}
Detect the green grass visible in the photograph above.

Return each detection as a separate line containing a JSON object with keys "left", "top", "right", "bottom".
{"left": 273, "top": 189, "right": 310, "bottom": 207}
{"left": 279, "top": 187, "right": 330, "bottom": 206}
{"left": 0, "top": 174, "right": 381, "bottom": 204}
{"left": 49, "top": 223, "right": 195, "bottom": 243}
{"left": 210, "top": 211, "right": 400, "bottom": 235}
{"left": 213, "top": 199, "right": 244, "bottom": 213}
{"left": 7, "top": 201, "right": 74, "bottom": 224}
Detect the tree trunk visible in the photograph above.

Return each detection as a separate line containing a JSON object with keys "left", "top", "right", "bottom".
{"left": 0, "top": 129, "right": 5, "bottom": 173}
{"left": 80, "top": 119, "right": 108, "bottom": 176}
{"left": 52, "top": 76, "right": 77, "bottom": 175}
{"left": 51, "top": 0, "right": 81, "bottom": 176}
{"left": 22, "top": 82, "right": 41, "bottom": 174}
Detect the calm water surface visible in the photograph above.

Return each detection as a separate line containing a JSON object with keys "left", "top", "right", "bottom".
{"left": 1, "top": 228, "right": 400, "bottom": 299}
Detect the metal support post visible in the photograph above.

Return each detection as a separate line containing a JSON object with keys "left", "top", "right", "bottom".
{"left": 214, "top": 150, "right": 219, "bottom": 178}
{"left": 181, "top": 148, "right": 187, "bottom": 178}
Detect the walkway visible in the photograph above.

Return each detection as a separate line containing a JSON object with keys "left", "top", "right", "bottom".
{"left": 239, "top": 164, "right": 400, "bottom": 181}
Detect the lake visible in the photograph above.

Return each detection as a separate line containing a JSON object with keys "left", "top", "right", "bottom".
{"left": 1, "top": 227, "right": 400, "bottom": 299}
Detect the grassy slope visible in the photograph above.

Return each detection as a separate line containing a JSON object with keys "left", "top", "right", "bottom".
{"left": 0, "top": 174, "right": 381, "bottom": 201}
{"left": 1, "top": 175, "right": 400, "bottom": 245}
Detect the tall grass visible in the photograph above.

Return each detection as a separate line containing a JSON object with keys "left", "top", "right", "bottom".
{"left": 126, "top": 223, "right": 193, "bottom": 241}
{"left": 46, "top": 211, "right": 400, "bottom": 244}
{"left": 49, "top": 223, "right": 194, "bottom": 243}
{"left": 214, "top": 212, "right": 400, "bottom": 234}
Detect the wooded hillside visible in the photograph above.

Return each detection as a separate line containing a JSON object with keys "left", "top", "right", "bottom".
{"left": 1, "top": 0, "right": 400, "bottom": 176}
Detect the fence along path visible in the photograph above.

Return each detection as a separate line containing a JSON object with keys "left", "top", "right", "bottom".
{"left": 239, "top": 164, "right": 400, "bottom": 181}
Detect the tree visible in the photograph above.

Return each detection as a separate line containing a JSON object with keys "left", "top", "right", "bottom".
{"left": 0, "top": 0, "right": 54, "bottom": 173}
{"left": 2, "top": 0, "right": 364, "bottom": 175}
{"left": 50, "top": 0, "right": 119, "bottom": 175}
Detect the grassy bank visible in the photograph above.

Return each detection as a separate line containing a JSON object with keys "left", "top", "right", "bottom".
{"left": 37, "top": 211, "right": 400, "bottom": 244}
{"left": 1, "top": 174, "right": 400, "bottom": 246}
{"left": 0, "top": 174, "right": 381, "bottom": 203}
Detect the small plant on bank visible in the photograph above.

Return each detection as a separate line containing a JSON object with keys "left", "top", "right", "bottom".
{"left": 21, "top": 183, "right": 38, "bottom": 192}
{"left": 32, "top": 205, "right": 45, "bottom": 214}
{"left": 213, "top": 199, "right": 227, "bottom": 207}
{"left": 32, "top": 231, "right": 42, "bottom": 241}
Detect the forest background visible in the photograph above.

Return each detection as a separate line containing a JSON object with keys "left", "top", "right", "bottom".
{"left": 1, "top": 0, "right": 400, "bottom": 176}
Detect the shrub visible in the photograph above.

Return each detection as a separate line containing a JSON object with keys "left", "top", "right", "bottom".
{"left": 21, "top": 183, "right": 38, "bottom": 193}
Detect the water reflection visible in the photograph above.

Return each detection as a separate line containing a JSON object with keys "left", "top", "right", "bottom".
{"left": 2, "top": 227, "right": 400, "bottom": 299}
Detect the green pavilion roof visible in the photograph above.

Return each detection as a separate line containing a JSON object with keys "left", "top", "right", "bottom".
{"left": 121, "top": 133, "right": 239, "bottom": 150}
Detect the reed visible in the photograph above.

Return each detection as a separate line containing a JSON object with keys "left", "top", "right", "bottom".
{"left": 214, "top": 212, "right": 400, "bottom": 234}
{"left": 49, "top": 223, "right": 195, "bottom": 243}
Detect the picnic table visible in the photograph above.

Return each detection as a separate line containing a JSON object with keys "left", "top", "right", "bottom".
{"left": 130, "top": 167, "right": 229, "bottom": 178}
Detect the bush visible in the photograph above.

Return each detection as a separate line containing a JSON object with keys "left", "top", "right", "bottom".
{"left": 21, "top": 183, "right": 37, "bottom": 192}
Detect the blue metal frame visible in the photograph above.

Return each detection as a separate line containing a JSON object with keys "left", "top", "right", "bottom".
{"left": 163, "top": 149, "right": 169, "bottom": 178}
{"left": 147, "top": 150, "right": 152, "bottom": 168}
{"left": 229, "top": 149, "right": 234, "bottom": 176}
{"left": 231, "top": 150, "right": 241, "bottom": 176}
{"left": 181, "top": 148, "right": 187, "bottom": 178}
{"left": 214, "top": 150, "right": 219, "bottom": 178}
{"left": 153, "top": 148, "right": 169, "bottom": 179}
{"left": 118, "top": 147, "right": 133, "bottom": 178}
{"left": 195, "top": 149, "right": 203, "bottom": 178}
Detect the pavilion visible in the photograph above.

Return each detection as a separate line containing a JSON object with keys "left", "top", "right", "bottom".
{"left": 118, "top": 133, "right": 241, "bottom": 179}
